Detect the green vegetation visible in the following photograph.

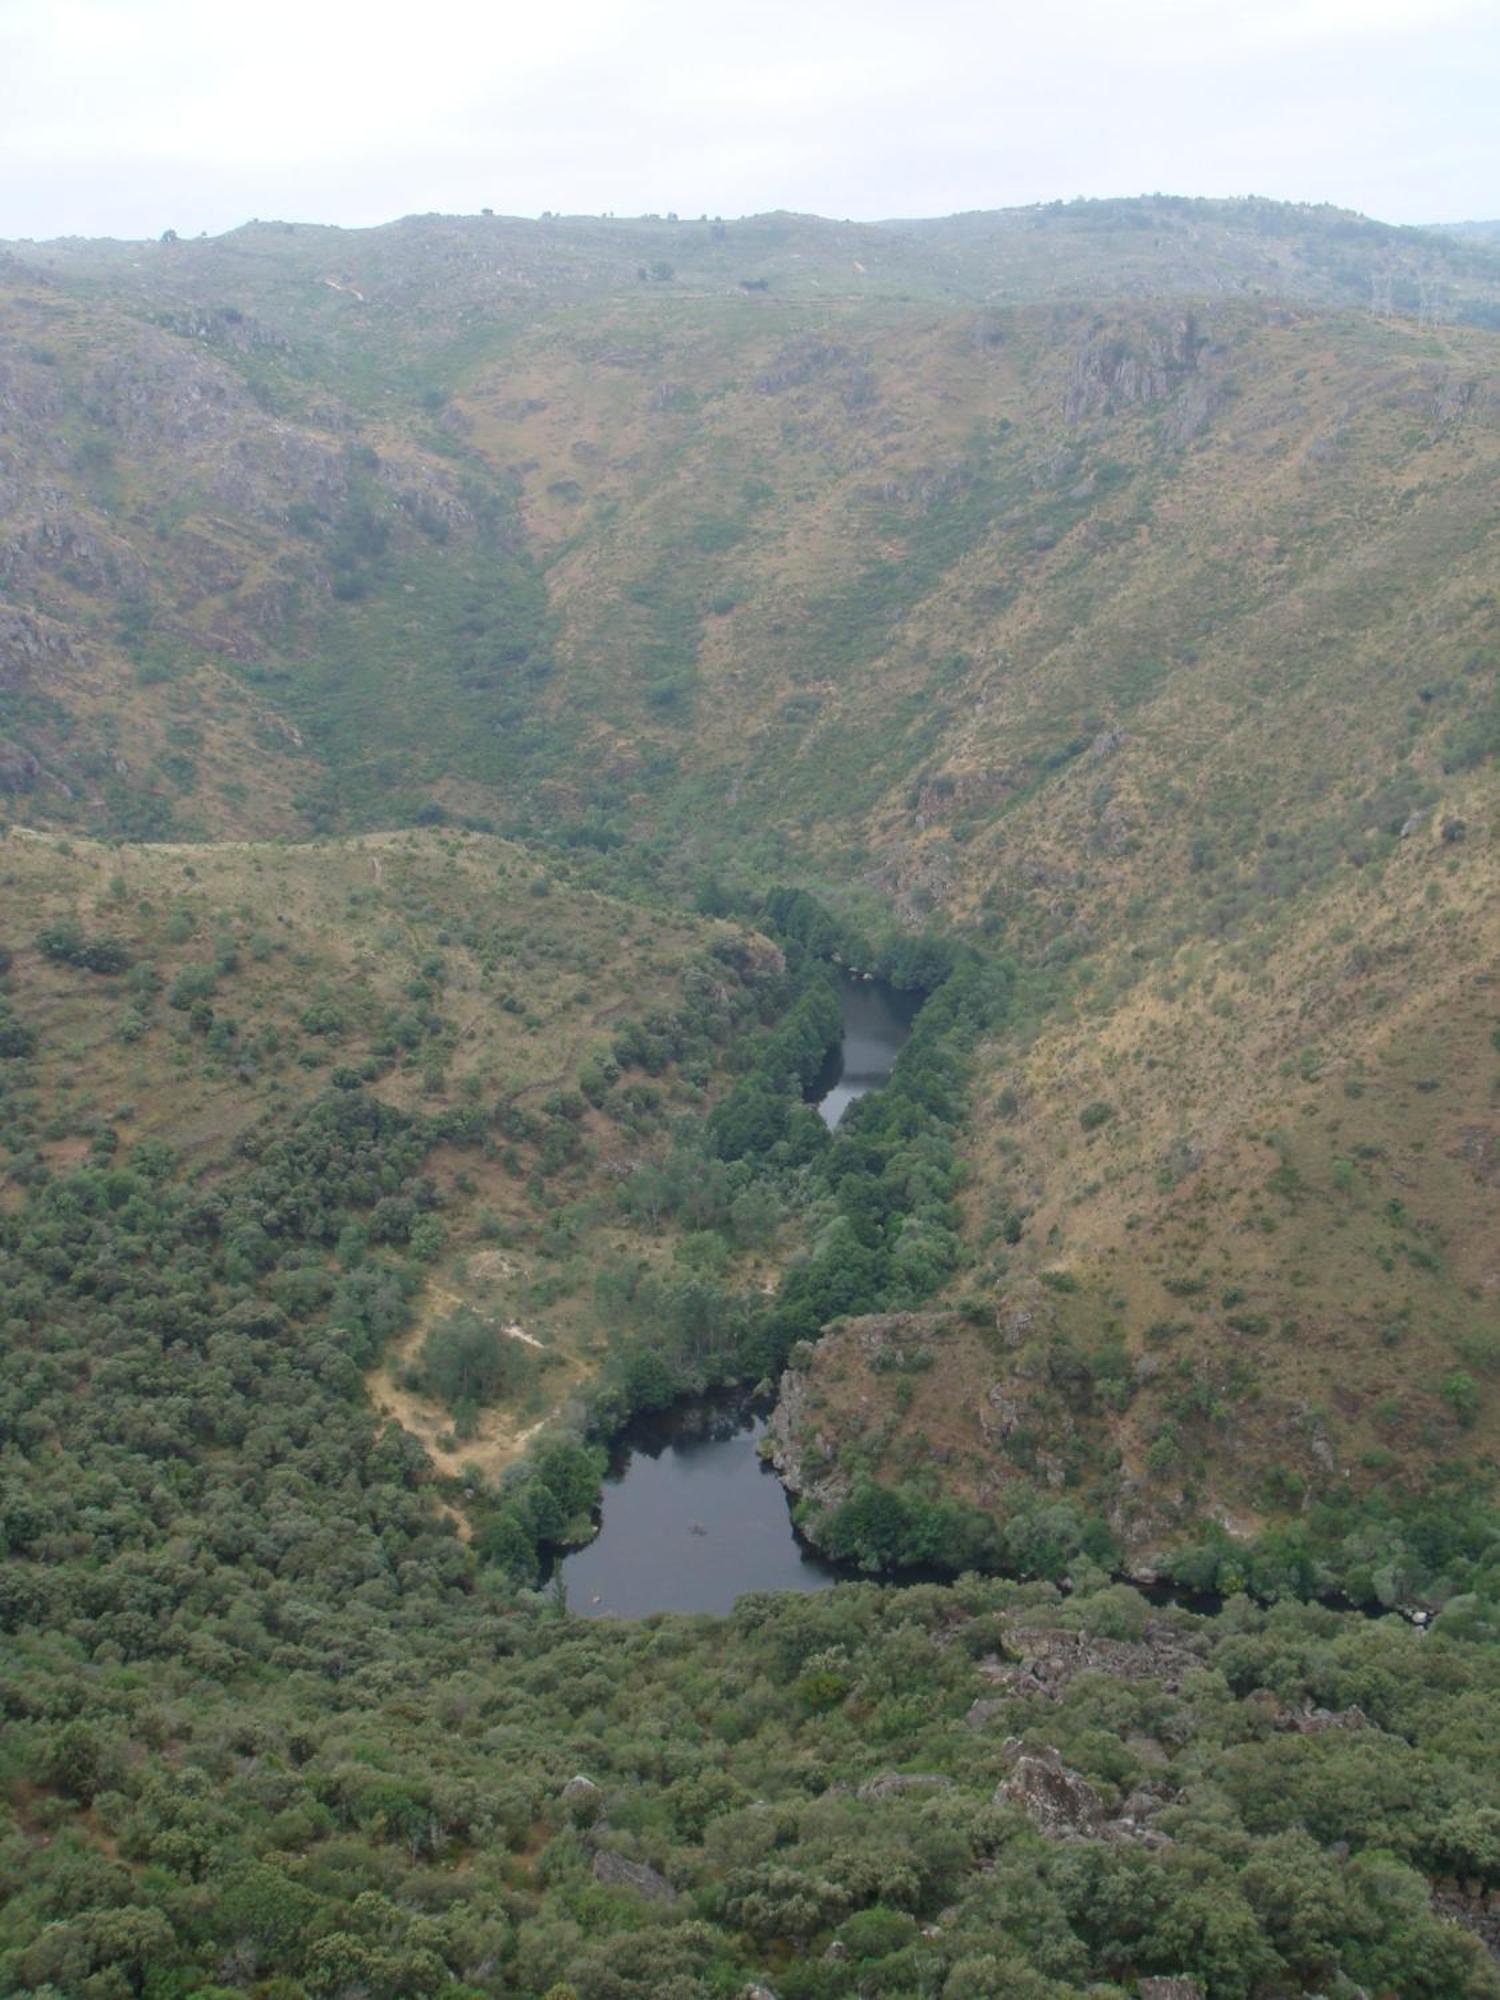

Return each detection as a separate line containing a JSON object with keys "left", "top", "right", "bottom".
{"left": 2, "top": 195, "right": 1500, "bottom": 1997}
{"left": 412, "top": 1305, "right": 539, "bottom": 1419}
{"left": 7, "top": 1537, "right": 1500, "bottom": 1996}
{"left": 465, "top": 888, "right": 1000, "bottom": 1584}
{"left": 34, "top": 921, "right": 133, "bottom": 975}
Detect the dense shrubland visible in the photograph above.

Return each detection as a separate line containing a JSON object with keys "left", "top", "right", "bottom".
{"left": 6, "top": 1547, "right": 1500, "bottom": 1996}
{"left": 3, "top": 818, "right": 1500, "bottom": 2000}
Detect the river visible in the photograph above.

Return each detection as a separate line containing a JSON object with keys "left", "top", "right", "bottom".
{"left": 557, "top": 972, "right": 920, "bottom": 1617}
{"left": 804, "top": 972, "right": 921, "bottom": 1130}
{"left": 555, "top": 1395, "right": 841, "bottom": 1617}
{"left": 553, "top": 1396, "right": 1409, "bottom": 1626}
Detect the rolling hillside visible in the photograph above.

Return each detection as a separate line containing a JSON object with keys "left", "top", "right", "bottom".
{"left": 0, "top": 823, "right": 780, "bottom": 1492}
{"left": 2, "top": 194, "right": 1497, "bottom": 1552}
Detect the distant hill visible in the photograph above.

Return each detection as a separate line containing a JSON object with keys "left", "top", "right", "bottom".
{"left": 1434, "top": 218, "right": 1500, "bottom": 244}
{"left": 17, "top": 194, "right": 1500, "bottom": 329}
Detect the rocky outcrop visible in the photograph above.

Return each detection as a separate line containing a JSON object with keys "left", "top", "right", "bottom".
{"left": 0, "top": 294, "right": 483, "bottom": 627}
{"left": 1433, "top": 1888, "right": 1500, "bottom": 1962}
{"left": 997, "top": 1742, "right": 1175, "bottom": 1848}
{"left": 591, "top": 1850, "right": 677, "bottom": 1905}
{"left": 856, "top": 1772, "right": 954, "bottom": 1802}
{"left": 0, "top": 504, "right": 153, "bottom": 599}
{"left": 766, "top": 1314, "right": 953, "bottom": 1514}
{"left": 975, "top": 1621, "right": 1209, "bottom": 1701}
{"left": 0, "top": 738, "right": 42, "bottom": 792}
{"left": 997, "top": 1744, "right": 1107, "bottom": 1837}
{"left": 1064, "top": 313, "right": 1205, "bottom": 423}
{"left": 155, "top": 305, "right": 292, "bottom": 357}
{"left": 1242, "top": 1694, "right": 1368, "bottom": 1735}
{"left": 0, "top": 605, "right": 71, "bottom": 689}
{"left": 764, "top": 1364, "right": 849, "bottom": 1512}
{"left": 1449, "top": 1125, "right": 1500, "bottom": 1186}
{"left": 990, "top": 1278, "right": 1050, "bottom": 1350}
{"left": 755, "top": 337, "right": 858, "bottom": 395}
{"left": 1166, "top": 370, "right": 1223, "bottom": 444}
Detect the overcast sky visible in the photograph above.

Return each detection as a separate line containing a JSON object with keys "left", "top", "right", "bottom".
{"left": 2, "top": 0, "right": 1496, "bottom": 241}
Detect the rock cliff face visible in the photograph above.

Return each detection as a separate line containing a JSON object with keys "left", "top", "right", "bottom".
{"left": 765, "top": 1312, "right": 953, "bottom": 1515}
{"left": 763, "top": 1361, "right": 849, "bottom": 1514}
{"left": 1062, "top": 310, "right": 1206, "bottom": 423}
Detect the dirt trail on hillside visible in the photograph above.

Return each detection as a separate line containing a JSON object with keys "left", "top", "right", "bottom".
{"left": 366, "top": 1278, "right": 575, "bottom": 1499}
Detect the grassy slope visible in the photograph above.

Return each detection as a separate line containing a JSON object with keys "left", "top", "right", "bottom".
{"left": 790, "top": 787, "right": 1498, "bottom": 1554}
{"left": 0, "top": 261, "right": 561, "bottom": 839}
{"left": 0, "top": 825, "right": 761, "bottom": 1495}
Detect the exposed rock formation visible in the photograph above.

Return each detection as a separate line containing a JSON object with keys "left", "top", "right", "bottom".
{"left": 996, "top": 1744, "right": 1107, "bottom": 1837}
{"left": 0, "top": 738, "right": 42, "bottom": 792}
{"left": 856, "top": 1772, "right": 955, "bottom": 1801}
{"left": 764, "top": 1363, "right": 850, "bottom": 1512}
{"left": 591, "top": 1849, "right": 677, "bottom": 1905}
{"left": 975, "top": 1620, "right": 1210, "bottom": 1700}
{"left": 996, "top": 1741, "right": 1175, "bottom": 1848}
{"left": 1064, "top": 312, "right": 1204, "bottom": 423}
{"left": 1433, "top": 1888, "right": 1500, "bottom": 1963}
{"left": 765, "top": 1313, "right": 953, "bottom": 1513}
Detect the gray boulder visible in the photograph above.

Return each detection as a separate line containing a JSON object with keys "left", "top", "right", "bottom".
{"left": 997, "top": 1745, "right": 1104, "bottom": 1838}
{"left": 591, "top": 1850, "right": 677, "bottom": 1905}
{"left": 857, "top": 1771, "right": 955, "bottom": 1802}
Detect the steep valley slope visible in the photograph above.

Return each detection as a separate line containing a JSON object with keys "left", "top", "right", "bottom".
{"left": 2, "top": 195, "right": 1498, "bottom": 1562}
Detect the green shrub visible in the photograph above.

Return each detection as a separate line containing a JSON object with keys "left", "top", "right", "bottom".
{"left": 168, "top": 964, "right": 218, "bottom": 1009}
{"left": 0, "top": 1003, "right": 36, "bottom": 1058}
{"left": 35, "top": 922, "right": 133, "bottom": 973}
{"left": 415, "top": 1306, "right": 535, "bottom": 1410}
{"left": 1441, "top": 1370, "right": 1481, "bottom": 1428}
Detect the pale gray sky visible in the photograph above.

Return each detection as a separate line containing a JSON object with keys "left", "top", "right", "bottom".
{"left": 2, "top": 0, "right": 1496, "bottom": 241}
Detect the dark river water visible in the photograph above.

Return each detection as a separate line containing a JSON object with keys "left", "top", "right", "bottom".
{"left": 557, "top": 975, "right": 922, "bottom": 1618}
{"left": 806, "top": 973, "right": 922, "bottom": 1130}
{"left": 552, "top": 1399, "right": 1404, "bottom": 1626}
{"left": 555, "top": 1397, "right": 841, "bottom": 1617}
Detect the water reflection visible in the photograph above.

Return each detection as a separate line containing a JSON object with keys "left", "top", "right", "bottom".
{"left": 556, "top": 1399, "right": 840, "bottom": 1618}
{"left": 809, "top": 975, "right": 922, "bottom": 1130}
